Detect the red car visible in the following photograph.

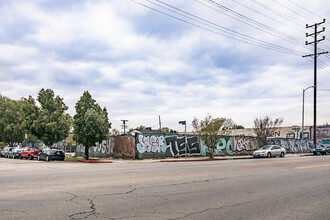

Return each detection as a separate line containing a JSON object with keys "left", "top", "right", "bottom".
{"left": 19, "top": 147, "right": 40, "bottom": 160}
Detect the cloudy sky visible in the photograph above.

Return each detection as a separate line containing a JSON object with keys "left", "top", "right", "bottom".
{"left": 0, "top": 0, "right": 329, "bottom": 132}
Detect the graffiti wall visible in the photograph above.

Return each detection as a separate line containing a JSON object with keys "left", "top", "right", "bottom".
{"left": 135, "top": 134, "right": 259, "bottom": 158}
{"left": 203, "top": 136, "right": 258, "bottom": 156}
{"left": 76, "top": 137, "right": 115, "bottom": 157}
{"left": 165, "top": 135, "right": 201, "bottom": 157}
{"left": 136, "top": 134, "right": 167, "bottom": 159}
{"left": 311, "top": 126, "right": 330, "bottom": 139}
{"left": 72, "top": 134, "right": 329, "bottom": 158}
{"left": 113, "top": 136, "right": 135, "bottom": 158}
{"left": 270, "top": 138, "right": 329, "bottom": 153}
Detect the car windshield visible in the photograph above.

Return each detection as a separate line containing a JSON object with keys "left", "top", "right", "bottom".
{"left": 259, "top": 146, "right": 271, "bottom": 150}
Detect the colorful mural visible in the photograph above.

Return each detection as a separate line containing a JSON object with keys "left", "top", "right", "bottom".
{"left": 136, "top": 134, "right": 167, "bottom": 154}
{"left": 135, "top": 134, "right": 259, "bottom": 158}
{"left": 72, "top": 133, "right": 328, "bottom": 159}
{"left": 212, "top": 136, "right": 258, "bottom": 156}
{"left": 270, "top": 138, "right": 329, "bottom": 153}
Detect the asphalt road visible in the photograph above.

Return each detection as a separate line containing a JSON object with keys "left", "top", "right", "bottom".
{"left": 0, "top": 155, "right": 329, "bottom": 220}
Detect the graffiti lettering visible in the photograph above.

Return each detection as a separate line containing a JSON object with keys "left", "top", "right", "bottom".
{"left": 165, "top": 135, "right": 201, "bottom": 157}
{"left": 217, "top": 137, "right": 233, "bottom": 156}
{"left": 233, "top": 137, "right": 257, "bottom": 152}
{"left": 76, "top": 138, "right": 114, "bottom": 157}
{"left": 136, "top": 134, "right": 167, "bottom": 153}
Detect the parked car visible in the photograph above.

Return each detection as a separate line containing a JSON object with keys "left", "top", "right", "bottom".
{"left": 253, "top": 145, "right": 286, "bottom": 158}
{"left": 19, "top": 147, "right": 40, "bottom": 160}
{"left": 1, "top": 146, "right": 13, "bottom": 158}
{"left": 38, "top": 148, "right": 65, "bottom": 161}
{"left": 9, "top": 147, "right": 23, "bottom": 159}
{"left": 313, "top": 146, "right": 328, "bottom": 155}
{"left": 326, "top": 146, "right": 330, "bottom": 154}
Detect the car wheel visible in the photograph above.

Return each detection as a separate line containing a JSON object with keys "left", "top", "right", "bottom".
{"left": 267, "top": 152, "right": 271, "bottom": 158}
{"left": 19, "top": 155, "right": 22, "bottom": 159}
{"left": 280, "top": 152, "right": 284, "bottom": 158}
{"left": 313, "top": 152, "right": 317, "bottom": 155}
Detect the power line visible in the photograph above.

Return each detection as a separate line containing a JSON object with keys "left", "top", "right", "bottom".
{"left": 231, "top": 0, "right": 305, "bottom": 34}
{"left": 153, "top": 0, "right": 304, "bottom": 53}
{"left": 250, "top": 0, "right": 303, "bottom": 26}
{"left": 130, "top": 0, "right": 303, "bottom": 55}
{"left": 283, "top": 0, "right": 330, "bottom": 25}
{"left": 273, "top": 0, "right": 312, "bottom": 23}
{"left": 197, "top": 0, "right": 307, "bottom": 47}
{"left": 231, "top": 0, "right": 330, "bottom": 53}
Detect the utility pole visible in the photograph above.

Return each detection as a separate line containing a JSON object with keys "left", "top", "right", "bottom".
{"left": 302, "top": 19, "right": 328, "bottom": 147}
{"left": 121, "top": 120, "right": 128, "bottom": 135}
{"left": 159, "top": 115, "right": 162, "bottom": 133}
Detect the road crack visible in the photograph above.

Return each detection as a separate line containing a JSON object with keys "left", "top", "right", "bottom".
{"left": 68, "top": 198, "right": 97, "bottom": 220}
{"left": 167, "top": 198, "right": 265, "bottom": 220}
{"left": 92, "top": 188, "right": 137, "bottom": 199}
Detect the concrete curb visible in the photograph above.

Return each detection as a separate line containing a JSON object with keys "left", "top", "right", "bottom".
{"left": 160, "top": 157, "right": 253, "bottom": 162}
{"left": 77, "top": 160, "right": 113, "bottom": 163}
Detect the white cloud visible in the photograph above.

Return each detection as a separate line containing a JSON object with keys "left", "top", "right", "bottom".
{"left": 0, "top": 0, "right": 329, "bottom": 132}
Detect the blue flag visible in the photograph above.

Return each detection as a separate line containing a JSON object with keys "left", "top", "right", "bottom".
{"left": 179, "top": 121, "right": 186, "bottom": 125}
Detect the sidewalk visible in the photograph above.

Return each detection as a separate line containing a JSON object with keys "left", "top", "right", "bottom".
{"left": 159, "top": 153, "right": 314, "bottom": 162}
{"left": 74, "top": 153, "right": 313, "bottom": 163}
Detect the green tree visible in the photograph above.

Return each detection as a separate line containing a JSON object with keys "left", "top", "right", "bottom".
{"left": 73, "top": 91, "right": 111, "bottom": 160}
{"left": 232, "top": 124, "right": 245, "bottom": 129}
{"left": 192, "top": 114, "right": 228, "bottom": 158}
{"left": 253, "top": 116, "right": 283, "bottom": 145}
{"left": 0, "top": 96, "right": 25, "bottom": 145}
{"left": 161, "top": 127, "right": 177, "bottom": 133}
{"left": 34, "top": 89, "right": 72, "bottom": 147}
{"left": 21, "top": 95, "right": 40, "bottom": 137}
{"left": 109, "top": 128, "right": 120, "bottom": 136}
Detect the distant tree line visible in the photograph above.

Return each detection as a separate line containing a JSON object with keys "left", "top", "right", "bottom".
{"left": 0, "top": 89, "right": 111, "bottom": 160}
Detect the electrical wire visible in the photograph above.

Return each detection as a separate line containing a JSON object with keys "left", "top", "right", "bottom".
{"left": 230, "top": 0, "right": 329, "bottom": 54}
{"left": 198, "top": 0, "right": 306, "bottom": 46}
{"left": 283, "top": 0, "right": 330, "bottom": 25}
{"left": 231, "top": 0, "right": 305, "bottom": 34}
{"left": 153, "top": 0, "right": 305, "bottom": 53}
{"left": 273, "top": 0, "right": 313, "bottom": 23}
{"left": 250, "top": 0, "right": 303, "bottom": 26}
{"left": 130, "top": 0, "right": 304, "bottom": 55}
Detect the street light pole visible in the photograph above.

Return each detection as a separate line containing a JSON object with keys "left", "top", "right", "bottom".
{"left": 121, "top": 120, "right": 128, "bottom": 135}
{"left": 179, "top": 120, "right": 187, "bottom": 159}
{"left": 302, "top": 86, "right": 314, "bottom": 143}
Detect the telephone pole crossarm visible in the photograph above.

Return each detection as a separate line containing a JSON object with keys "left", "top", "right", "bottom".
{"left": 302, "top": 51, "right": 328, "bottom": 58}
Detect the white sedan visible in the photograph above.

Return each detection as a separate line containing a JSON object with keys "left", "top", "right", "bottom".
{"left": 253, "top": 145, "right": 286, "bottom": 158}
